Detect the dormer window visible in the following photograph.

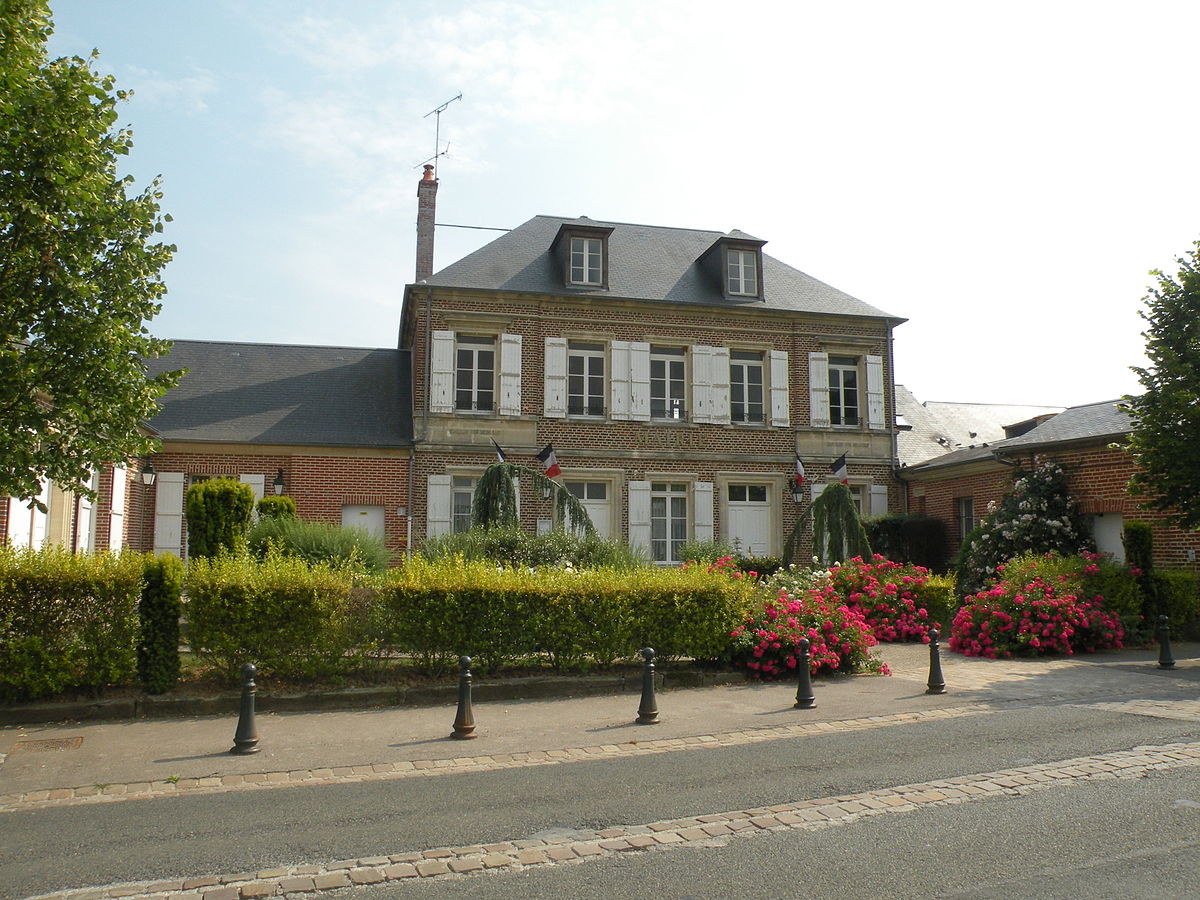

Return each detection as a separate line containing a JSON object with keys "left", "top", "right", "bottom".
{"left": 570, "top": 237, "right": 603, "bottom": 286}
{"left": 727, "top": 249, "right": 758, "bottom": 296}
{"left": 552, "top": 222, "right": 614, "bottom": 289}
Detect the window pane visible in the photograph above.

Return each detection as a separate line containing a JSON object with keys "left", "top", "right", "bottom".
{"left": 728, "top": 485, "right": 746, "bottom": 502}
{"left": 748, "top": 485, "right": 767, "bottom": 502}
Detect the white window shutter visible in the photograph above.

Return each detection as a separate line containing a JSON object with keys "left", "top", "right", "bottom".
{"left": 629, "top": 342, "right": 650, "bottom": 421}
{"left": 499, "top": 333, "right": 522, "bottom": 416}
{"left": 693, "top": 481, "right": 714, "bottom": 543}
{"left": 31, "top": 479, "right": 49, "bottom": 546}
{"left": 239, "top": 473, "right": 265, "bottom": 513}
{"left": 710, "top": 347, "right": 730, "bottom": 425}
{"left": 866, "top": 354, "right": 885, "bottom": 430}
{"left": 610, "top": 340, "right": 630, "bottom": 420}
{"left": 691, "top": 345, "right": 712, "bottom": 424}
{"left": 628, "top": 480, "right": 651, "bottom": 552}
{"left": 426, "top": 474, "right": 452, "bottom": 537}
{"left": 109, "top": 465, "right": 128, "bottom": 550}
{"left": 76, "top": 471, "right": 97, "bottom": 552}
{"left": 809, "top": 351, "right": 830, "bottom": 428}
{"left": 770, "top": 350, "right": 790, "bottom": 427}
{"left": 543, "top": 337, "right": 567, "bottom": 418}
{"left": 430, "top": 331, "right": 455, "bottom": 414}
{"left": 152, "top": 472, "right": 184, "bottom": 557}
{"left": 6, "top": 497, "right": 32, "bottom": 548}
{"left": 870, "top": 484, "right": 889, "bottom": 516}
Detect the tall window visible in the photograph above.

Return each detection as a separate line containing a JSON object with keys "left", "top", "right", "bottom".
{"left": 452, "top": 476, "right": 476, "bottom": 533}
{"left": 650, "top": 346, "right": 687, "bottom": 420}
{"left": 727, "top": 249, "right": 758, "bottom": 296}
{"left": 828, "top": 355, "right": 860, "bottom": 426}
{"left": 455, "top": 336, "right": 495, "bottom": 412}
{"left": 730, "top": 350, "right": 764, "bottom": 423}
{"left": 567, "top": 341, "right": 606, "bottom": 416}
{"left": 569, "top": 237, "right": 602, "bottom": 286}
{"left": 650, "top": 482, "right": 688, "bottom": 564}
{"left": 957, "top": 497, "right": 975, "bottom": 539}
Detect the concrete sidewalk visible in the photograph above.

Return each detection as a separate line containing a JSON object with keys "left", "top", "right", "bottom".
{"left": 1, "top": 643, "right": 1196, "bottom": 802}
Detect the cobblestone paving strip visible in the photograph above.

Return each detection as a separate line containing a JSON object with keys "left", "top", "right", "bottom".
{"left": 0, "top": 704, "right": 1000, "bottom": 814}
{"left": 22, "top": 741, "right": 1200, "bottom": 900}
{"left": 1077, "top": 699, "right": 1200, "bottom": 721}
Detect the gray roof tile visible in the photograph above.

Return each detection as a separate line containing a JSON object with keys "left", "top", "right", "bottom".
{"left": 426, "top": 215, "right": 901, "bottom": 320}
{"left": 146, "top": 341, "right": 412, "bottom": 447}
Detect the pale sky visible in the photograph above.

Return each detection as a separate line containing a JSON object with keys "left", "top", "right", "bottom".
{"left": 47, "top": 0, "right": 1200, "bottom": 408}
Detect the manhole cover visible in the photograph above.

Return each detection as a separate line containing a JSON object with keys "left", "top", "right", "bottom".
{"left": 9, "top": 737, "right": 83, "bottom": 753}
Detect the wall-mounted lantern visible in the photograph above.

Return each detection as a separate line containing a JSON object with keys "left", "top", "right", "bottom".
{"left": 141, "top": 460, "right": 157, "bottom": 487}
{"left": 273, "top": 468, "right": 285, "bottom": 495}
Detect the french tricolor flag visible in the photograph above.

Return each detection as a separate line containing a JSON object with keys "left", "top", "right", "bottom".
{"left": 536, "top": 443, "right": 562, "bottom": 479}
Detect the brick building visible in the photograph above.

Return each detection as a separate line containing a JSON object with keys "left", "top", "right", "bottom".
{"left": 5, "top": 169, "right": 905, "bottom": 561}
{"left": 901, "top": 398, "right": 1200, "bottom": 570}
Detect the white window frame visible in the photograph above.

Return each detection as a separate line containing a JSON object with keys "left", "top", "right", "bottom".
{"left": 828, "top": 355, "right": 861, "bottom": 426}
{"left": 730, "top": 350, "right": 765, "bottom": 424}
{"left": 562, "top": 478, "right": 614, "bottom": 537}
{"left": 957, "top": 497, "right": 976, "bottom": 540}
{"left": 649, "top": 346, "right": 687, "bottom": 421}
{"left": 650, "top": 481, "right": 690, "bottom": 565}
{"left": 569, "top": 236, "right": 603, "bottom": 286}
{"left": 454, "top": 335, "right": 497, "bottom": 414}
{"left": 567, "top": 341, "right": 606, "bottom": 417}
{"left": 726, "top": 249, "right": 758, "bottom": 296}
{"left": 451, "top": 475, "right": 477, "bottom": 534}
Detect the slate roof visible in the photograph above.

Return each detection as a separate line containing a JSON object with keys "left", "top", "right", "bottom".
{"left": 895, "top": 385, "right": 1063, "bottom": 467}
{"left": 426, "top": 215, "right": 902, "bottom": 320}
{"left": 145, "top": 341, "right": 412, "bottom": 447}
{"left": 903, "top": 399, "right": 1131, "bottom": 473}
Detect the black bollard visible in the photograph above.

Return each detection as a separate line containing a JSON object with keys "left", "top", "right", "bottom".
{"left": 636, "top": 647, "right": 660, "bottom": 724}
{"left": 1158, "top": 615, "right": 1176, "bottom": 669}
{"left": 230, "top": 662, "right": 260, "bottom": 754}
{"left": 451, "top": 655, "right": 477, "bottom": 739}
{"left": 794, "top": 638, "right": 816, "bottom": 709}
{"left": 926, "top": 627, "right": 947, "bottom": 695}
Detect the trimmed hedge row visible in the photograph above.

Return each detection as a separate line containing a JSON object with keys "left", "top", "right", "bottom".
{"left": 184, "top": 555, "right": 757, "bottom": 680}
{"left": 0, "top": 547, "right": 146, "bottom": 702}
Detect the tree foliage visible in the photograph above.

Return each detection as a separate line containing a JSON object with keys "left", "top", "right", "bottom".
{"left": 471, "top": 461, "right": 594, "bottom": 534}
{"left": 784, "top": 482, "right": 872, "bottom": 566}
{"left": 1125, "top": 240, "right": 1200, "bottom": 528}
{"left": 0, "top": 0, "right": 181, "bottom": 504}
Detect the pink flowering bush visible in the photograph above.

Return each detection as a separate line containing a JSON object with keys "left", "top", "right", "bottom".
{"left": 827, "top": 555, "right": 953, "bottom": 642}
{"left": 949, "top": 554, "right": 1125, "bottom": 658}
{"left": 728, "top": 583, "right": 885, "bottom": 680}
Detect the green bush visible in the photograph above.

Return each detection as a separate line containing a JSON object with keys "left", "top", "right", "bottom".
{"left": 256, "top": 495, "right": 297, "bottom": 520}
{"left": 864, "top": 514, "right": 948, "bottom": 572}
{"left": 1154, "top": 570, "right": 1200, "bottom": 639}
{"left": 185, "top": 552, "right": 376, "bottom": 682}
{"left": 0, "top": 547, "right": 145, "bottom": 702}
{"left": 186, "top": 478, "right": 254, "bottom": 558}
{"left": 248, "top": 517, "right": 390, "bottom": 573}
{"left": 375, "top": 557, "right": 755, "bottom": 673}
{"left": 419, "top": 526, "right": 645, "bottom": 570}
{"left": 736, "top": 555, "right": 785, "bottom": 578}
{"left": 678, "top": 539, "right": 737, "bottom": 564}
{"left": 138, "top": 554, "right": 184, "bottom": 694}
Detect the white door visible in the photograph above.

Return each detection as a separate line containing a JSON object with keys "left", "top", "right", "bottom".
{"left": 1091, "top": 513, "right": 1125, "bottom": 562}
{"left": 725, "top": 483, "right": 772, "bottom": 556}
{"left": 565, "top": 481, "right": 612, "bottom": 538}
{"left": 342, "top": 505, "right": 385, "bottom": 540}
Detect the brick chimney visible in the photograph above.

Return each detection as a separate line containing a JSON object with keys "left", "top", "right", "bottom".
{"left": 415, "top": 164, "right": 438, "bottom": 282}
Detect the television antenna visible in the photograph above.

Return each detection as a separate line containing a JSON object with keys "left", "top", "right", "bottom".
{"left": 416, "top": 93, "right": 462, "bottom": 174}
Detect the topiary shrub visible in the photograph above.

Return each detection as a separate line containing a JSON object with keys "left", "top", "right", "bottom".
{"left": 185, "top": 477, "right": 254, "bottom": 558}
{"left": 248, "top": 517, "right": 390, "bottom": 572}
{"left": 256, "top": 495, "right": 297, "bottom": 520}
{"left": 137, "top": 554, "right": 184, "bottom": 694}
{"left": 955, "top": 459, "right": 1093, "bottom": 598}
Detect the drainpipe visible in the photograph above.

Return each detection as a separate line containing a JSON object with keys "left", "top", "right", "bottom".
{"left": 887, "top": 325, "right": 907, "bottom": 514}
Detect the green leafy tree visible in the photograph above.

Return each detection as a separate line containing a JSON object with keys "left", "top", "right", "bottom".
{"left": 0, "top": 0, "right": 181, "bottom": 505}
{"left": 472, "top": 461, "right": 593, "bottom": 534}
{"left": 1125, "top": 240, "right": 1200, "bottom": 528}
{"left": 784, "top": 482, "right": 872, "bottom": 566}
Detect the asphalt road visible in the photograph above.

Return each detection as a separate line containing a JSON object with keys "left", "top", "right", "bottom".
{"left": 4, "top": 701, "right": 1199, "bottom": 899}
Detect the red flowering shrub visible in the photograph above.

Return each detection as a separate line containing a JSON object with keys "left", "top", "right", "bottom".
{"left": 828, "top": 555, "right": 951, "bottom": 642}
{"left": 949, "top": 567, "right": 1124, "bottom": 658}
{"left": 729, "top": 584, "right": 885, "bottom": 680}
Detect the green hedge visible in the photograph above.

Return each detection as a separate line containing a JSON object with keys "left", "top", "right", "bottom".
{"left": 1155, "top": 570, "right": 1200, "bottom": 639}
{"left": 185, "top": 552, "right": 376, "bottom": 681}
{"left": 0, "top": 547, "right": 145, "bottom": 702}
